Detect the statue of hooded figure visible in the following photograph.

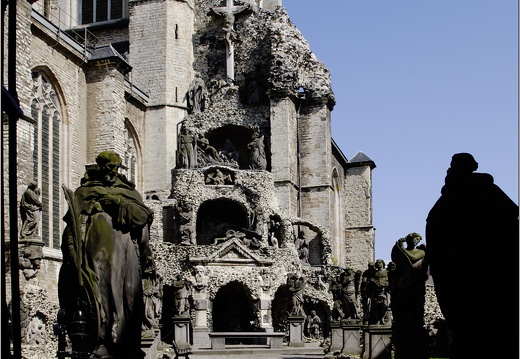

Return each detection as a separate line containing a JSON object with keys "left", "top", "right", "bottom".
{"left": 59, "top": 150, "right": 155, "bottom": 358}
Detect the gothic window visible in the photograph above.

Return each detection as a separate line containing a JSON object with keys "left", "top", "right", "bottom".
{"left": 331, "top": 168, "right": 343, "bottom": 266}
{"left": 123, "top": 120, "right": 139, "bottom": 187}
{"left": 30, "top": 71, "right": 62, "bottom": 249}
{"left": 81, "top": 0, "right": 125, "bottom": 24}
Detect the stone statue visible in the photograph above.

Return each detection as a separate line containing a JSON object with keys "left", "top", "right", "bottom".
{"left": 19, "top": 181, "right": 43, "bottom": 239}
{"left": 221, "top": 138, "right": 239, "bottom": 164}
{"left": 259, "top": 268, "right": 271, "bottom": 292}
{"left": 191, "top": 265, "right": 208, "bottom": 292}
{"left": 360, "top": 262, "right": 375, "bottom": 324}
{"left": 211, "top": 0, "right": 251, "bottom": 83}
{"left": 287, "top": 273, "right": 306, "bottom": 316}
{"left": 18, "top": 245, "right": 43, "bottom": 280}
{"left": 197, "top": 137, "right": 220, "bottom": 163}
{"left": 426, "top": 153, "right": 519, "bottom": 358}
{"left": 172, "top": 274, "right": 190, "bottom": 317}
{"left": 340, "top": 268, "right": 360, "bottom": 321}
{"left": 177, "top": 125, "right": 197, "bottom": 169}
{"left": 177, "top": 202, "right": 195, "bottom": 245}
{"left": 389, "top": 233, "right": 428, "bottom": 332}
{"left": 58, "top": 150, "right": 155, "bottom": 358}
{"left": 142, "top": 260, "right": 163, "bottom": 337}
{"left": 247, "top": 132, "right": 267, "bottom": 170}
{"left": 306, "top": 310, "right": 321, "bottom": 339}
{"left": 366, "top": 259, "right": 390, "bottom": 325}
{"left": 330, "top": 275, "right": 344, "bottom": 321}
{"left": 186, "top": 72, "right": 206, "bottom": 114}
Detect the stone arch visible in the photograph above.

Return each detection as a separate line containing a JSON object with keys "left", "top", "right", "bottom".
{"left": 212, "top": 281, "right": 260, "bottom": 335}
{"left": 271, "top": 283, "right": 291, "bottom": 334}
{"left": 196, "top": 198, "right": 249, "bottom": 245}
{"left": 303, "top": 298, "right": 331, "bottom": 339}
{"left": 292, "top": 221, "right": 332, "bottom": 266}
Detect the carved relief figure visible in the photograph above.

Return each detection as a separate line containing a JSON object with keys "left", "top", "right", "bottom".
{"left": 177, "top": 203, "right": 194, "bottom": 245}
{"left": 205, "top": 168, "right": 232, "bottom": 185}
{"left": 59, "top": 150, "right": 155, "bottom": 357}
{"left": 19, "top": 181, "right": 43, "bottom": 239}
{"left": 19, "top": 245, "right": 43, "bottom": 280}
{"left": 247, "top": 132, "right": 266, "bottom": 170}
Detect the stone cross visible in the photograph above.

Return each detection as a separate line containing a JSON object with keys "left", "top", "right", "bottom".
{"left": 211, "top": 0, "right": 251, "bottom": 84}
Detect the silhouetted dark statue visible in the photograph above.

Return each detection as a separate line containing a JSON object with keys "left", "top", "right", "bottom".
{"left": 58, "top": 150, "right": 155, "bottom": 358}
{"left": 426, "top": 153, "right": 519, "bottom": 359}
{"left": 389, "top": 232, "right": 428, "bottom": 332}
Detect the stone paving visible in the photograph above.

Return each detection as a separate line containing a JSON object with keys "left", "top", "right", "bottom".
{"left": 189, "top": 342, "right": 328, "bottom": 359}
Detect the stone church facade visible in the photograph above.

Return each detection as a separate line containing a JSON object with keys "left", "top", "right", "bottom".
{"left": 3, "top": 0, "right": 377, "bottom": 355}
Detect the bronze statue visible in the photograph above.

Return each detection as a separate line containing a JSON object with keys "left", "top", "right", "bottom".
{"left": 58, "top": 150, "right": 155, "bottom": 358}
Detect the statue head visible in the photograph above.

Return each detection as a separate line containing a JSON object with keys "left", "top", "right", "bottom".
{"left": 96, "top": 150, "right": 122, "bottom": 182}
{"left": 449, "top": 153, "right": 478, "bottom": 174}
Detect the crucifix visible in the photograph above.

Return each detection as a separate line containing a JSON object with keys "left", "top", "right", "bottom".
{"left": 211, "top": 0, "right": 251, "bottom": 84}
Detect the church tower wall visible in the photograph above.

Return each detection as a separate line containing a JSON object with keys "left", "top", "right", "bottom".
{"left": 129, "top": 0, "right": 194, "bottom": 192}
{"left": 270, "top": 97, "right": 299, "bottom": 216}
{"left": 344, "top": 164, "right": 375, "bottom": 270}
{"left": 298, "top": 102, "right": 333, "bottom": 230}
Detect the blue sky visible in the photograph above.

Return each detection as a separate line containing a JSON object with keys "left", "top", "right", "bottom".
{"left": 282, "top": 1, "right": 519, "bottom": 261}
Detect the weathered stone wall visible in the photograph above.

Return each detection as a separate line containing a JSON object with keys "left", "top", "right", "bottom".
{"left": 85, "top": 63, "right": 127, "bottom": 160}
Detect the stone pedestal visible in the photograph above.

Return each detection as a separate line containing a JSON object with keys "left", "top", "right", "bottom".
{"left": 141, "top": 328, "right": 161, "bottom": 359}
{"left": 342, "top": 323, "right": 363, "bottom": 356}
{"left": 361, "top": 325, "right": 392, "bottom": 359}
{"left": 172, "top": 316, "right": 191, "bottom": 346}
{"left": 329, "top": 323, "right": 343, "bottom": 353}
{"left": 192, "top": 327, "right": 211, "bottom": 349}
{"left": 288, "top": 316, "right": 305, "bottom": 347}
{"left": 392, "top": 329, "right": 429, "bottom": 359}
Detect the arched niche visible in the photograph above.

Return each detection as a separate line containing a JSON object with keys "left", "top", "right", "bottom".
{"left": 204, "top": 124, "right": 270, "bottom": 171}
{"left": 196, "top": 199, "right": 249, "bottom": 245}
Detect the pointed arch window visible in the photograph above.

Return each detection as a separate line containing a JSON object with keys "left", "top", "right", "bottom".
{"left": 123, "top": 120, "right": 139, "bottom": 188}
{"left": 81, "top": 0, "right": 126, "bottom": 24}
{"left": 30, "top": 71, "right": 62, "bottom": 249}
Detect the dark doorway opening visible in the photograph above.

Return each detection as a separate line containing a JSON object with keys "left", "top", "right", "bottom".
{"left": 212, "top": 281, "right": 263, "bottom": 344}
